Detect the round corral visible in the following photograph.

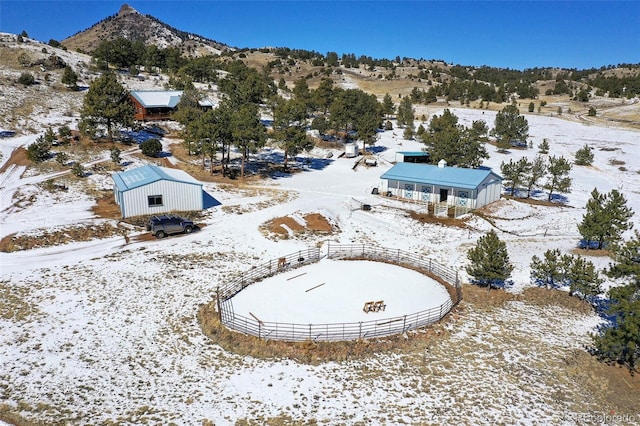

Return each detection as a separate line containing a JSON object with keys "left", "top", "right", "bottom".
{"left": 230, "top": 259, "right": 451, "bottom": 324}
{"left": 216, "top": 245, "right": 461, "bottom": 342}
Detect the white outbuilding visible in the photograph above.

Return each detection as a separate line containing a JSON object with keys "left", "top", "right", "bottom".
{"left": 112, "top": 164, "right": 203, "bottom": 218}
{"left": 379, "top": 160, "right": 503, "bottom": 216}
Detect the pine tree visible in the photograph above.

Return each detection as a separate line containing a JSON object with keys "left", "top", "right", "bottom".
{"left": 530, "top": 249, "right": 602, "bottom": 299}
{"left": 110, "top": 147, "right": 121, "bottom": 165}
{"left": 544, "top": 155, "right": 572, "bottom": 201}
{"left": 594, "top": 235, "right": 640, "bottom": 371}
{"left": 492, "top": 104, "right": 529, "bottom": 152}
{"left": 524, "top": 155, "right": 546, "bottom": 198}
{"left": 608, "top": 231, "right": 640, "bottom": 279}
{"left": 61, "top": 65, "right": 78, "bottom": 90}
{"left": 466, "top": 230, "right": 513, "bottom": 290}
{"left": 538, "top": 138, "right": 550, "bottom": 154}
{"left": 500, "top": 157, "right": 530, "bottom": 197}
{"left": 530, "top": 249, "right": 565, "bottom": 289}
{"left": 578, "top": 188, "right": 634, "bottom": 249}
{"left": 567, "top": 256, "right": 603, "bottom": 299}
{"left": 574, "top": 144, "right": 594, "bottom": 166}
{"left": 396, "top": 96, "right": 414, "bottom": 128}
{"left": 382, "top": 93, "right": 395, "bottom": 118}
{"left": 26, "top": 135, "right": 51, "bottom": 162}
{"left": 80, "top": 71, "right": 133, "bottom": 142}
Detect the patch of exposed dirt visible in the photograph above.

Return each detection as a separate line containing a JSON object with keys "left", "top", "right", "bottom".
{"left": 407, "top": 209, "right": 473, "bottom": 229}
{"left": 91, "top": 193, "right": 122, "bottom": 219}
{"left": 0, "top": 146, "right": 30, "bottom": 173}
{"left": 262, "top": 213, "right": 334, "bottom": 238}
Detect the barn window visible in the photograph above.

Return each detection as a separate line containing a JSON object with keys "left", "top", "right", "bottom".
{"left": 148, "top": 195, "right": 163, "bottom": 207}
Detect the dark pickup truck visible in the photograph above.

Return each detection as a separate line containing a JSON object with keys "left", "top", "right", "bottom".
{"left": 146, "top": 215, "right": 195, "bottom": 238}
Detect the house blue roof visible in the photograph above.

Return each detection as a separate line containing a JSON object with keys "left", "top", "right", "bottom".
{"left": 112, "top": 164, "right": 201, "bottom": 192}
{"left": 380, "top": 163, "right": 502, "bottom": 190}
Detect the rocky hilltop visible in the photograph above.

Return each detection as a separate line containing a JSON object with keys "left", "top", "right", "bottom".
{"left": 62, "top": 4, "right": 230, "bottom": 56}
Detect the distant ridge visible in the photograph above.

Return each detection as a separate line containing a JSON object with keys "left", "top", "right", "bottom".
{"left": 62, "top": 3, "right": 231, "bottom": 56}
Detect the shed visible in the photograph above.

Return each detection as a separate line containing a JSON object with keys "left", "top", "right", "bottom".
{"left": 395, "top": 151, "right": 430, "bottom": 163}
{"left": 130, "top": 90, "right": 216, "bottom": 121}
{"left": 379, "top": 161, "right": 502, "bottom": 214}
{"left": 112, "top": 164, "right": 203, "bottom": 218}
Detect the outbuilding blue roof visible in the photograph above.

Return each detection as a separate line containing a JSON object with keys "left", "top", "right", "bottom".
{"left": 113, "top": 164, "right": 201, "bottom": 192}
{"left": 380, "top": 163, "right": 502, "bottom": 190}
{"left": 397, "top": 151, "right": 429, "bottom": 156}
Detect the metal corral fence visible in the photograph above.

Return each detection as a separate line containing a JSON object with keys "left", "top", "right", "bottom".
{"left": 216, "top": 244, "right": 462, "bottom": 342}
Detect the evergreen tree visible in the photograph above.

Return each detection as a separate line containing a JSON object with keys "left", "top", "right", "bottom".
{"left": 492, "top": 104, "right": 529, "bottom": 152}
{"left": 396, "top": 96, "right": 414, "bottom": 128}
{"left": 578, "top": 188, "right": 634, "bottom": 249}
{"left": 313, "top": 78, "right": 334, "bottom": 115}
{"left": 567, "top": 256, "right": 603, "bottom": 299}
{"left": 574, "top": 144, "right": 594, "bottom": 166}
{"left": 230, "top": 103, "right": 266, "bottom": 179}
{"left": 110, "top": 147, "right": 121, "bottom": 165}
{"left": 500, "top": 157, "right": 530, "bottom": 197}
{"left": 26, "top": 135, "right": 51, "bottom": 162}
{"left": 140, "top": 138, "right": 162, "bottom": 157}
{"left": 530, "top": 249, "right": 565, "bottom": 289}
{"left": 594, "top": 233, "right": 640, "bottom": 371}
{"left": 466, "top": 230, "right": 513, "bottom": 290}
{"left": 382, "top": 93, "right": 395, "bottom": 118}
{"left": 608, "top": 231, "right": 640, "bottom": 279}
{"left": 61, "top": 65, "right": 78, "bottom": 90}
{"left": 80, "top": 71, "right": 133, "bottom": 142}
{"left": 273, "top": 96, "right": 313, "bottom": 169}
{"left": 538, "top": 138, "right": 550, "bottom": 154}
{"left": 524, "top": 155, "right": 546, "bottom": 198}
{"left": 422, "top": 109, "right": 488, "bottom": 168}
{"left": 530, "top": 249, "right": 602, "bottom": 299}
{"left": 55, "top": 151, "right": 69, "bottom": 166}
{"left": 71, "top": 161, "right": 85, "bottom": 177}
{"left": 57, "top": 125, "right": 72, "bottom": 144}
{"left": 18, "top": 72, "right": 35, "bottom": 86}
{"left": 544, "top": 155, "right": 572, "bottom": 201}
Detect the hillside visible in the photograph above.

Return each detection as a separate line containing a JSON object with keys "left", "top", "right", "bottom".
{"left": 62, "top": 4, "right": 230, "bottom": 56}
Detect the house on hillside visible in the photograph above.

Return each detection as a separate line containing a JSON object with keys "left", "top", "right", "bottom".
{"left": 379, "top": 160, "right": 503, "bottom": 216}
{"left": 112, "top": 164, "right": 203, "bottom": 218}
{"left": 130, "top": 90, "right": 216, "bottom": 121}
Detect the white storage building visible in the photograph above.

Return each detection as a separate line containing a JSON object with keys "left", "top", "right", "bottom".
{"left": 379, "top": 160, "right": 503, "bottom": 215}
{"left": 112, "top": 165, "right": 203, "bottom": 218}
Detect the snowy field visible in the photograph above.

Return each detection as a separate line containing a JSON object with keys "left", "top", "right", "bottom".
{"left": 2, "top": 100, "right": 640, "bottom": 424}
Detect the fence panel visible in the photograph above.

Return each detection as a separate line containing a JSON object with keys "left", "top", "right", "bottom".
{"left": 217, "top": 244, "right": 461, "bottom": 342}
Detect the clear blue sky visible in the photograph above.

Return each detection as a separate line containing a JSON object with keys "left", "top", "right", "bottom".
{"left": 1, "top": 1, "right": 639, "bottom": 70}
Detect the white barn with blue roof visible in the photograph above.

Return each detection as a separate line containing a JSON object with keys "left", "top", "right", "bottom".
{"left": 112, "top": 164, "right": 203, "bottom": 218}
{"left": 379, "top": 160, "right": 502, "bottom": 215}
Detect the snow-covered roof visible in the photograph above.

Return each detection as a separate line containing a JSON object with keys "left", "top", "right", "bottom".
{"left": 112, "top": 164, "right": 202, "bottom": 192}
{"left": 130, "top": 90, "right": 217, "bottom": 109}
{"left": 130, "top": 90, "right": 183, "bottom": 108}
{"left": 380, "top": 162, "right": 502, "bottom": 190}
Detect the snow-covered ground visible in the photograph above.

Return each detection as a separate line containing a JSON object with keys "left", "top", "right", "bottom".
{"left": 1, "top": 99, "right": 640, "bottom": 424}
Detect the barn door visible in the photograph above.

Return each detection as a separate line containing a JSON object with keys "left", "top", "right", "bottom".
{"left": 404, "top": 183, "right": 414, "bottom": 199}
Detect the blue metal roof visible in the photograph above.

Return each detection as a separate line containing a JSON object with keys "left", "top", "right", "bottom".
{"left": 112, "top": 164, "right": 200, "bottom": 192}
{"left": 380, "top": 163, "right": 502, "bottom": 190}
{"left": 397, "top": 151, "right": 429, "bottom": 156}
